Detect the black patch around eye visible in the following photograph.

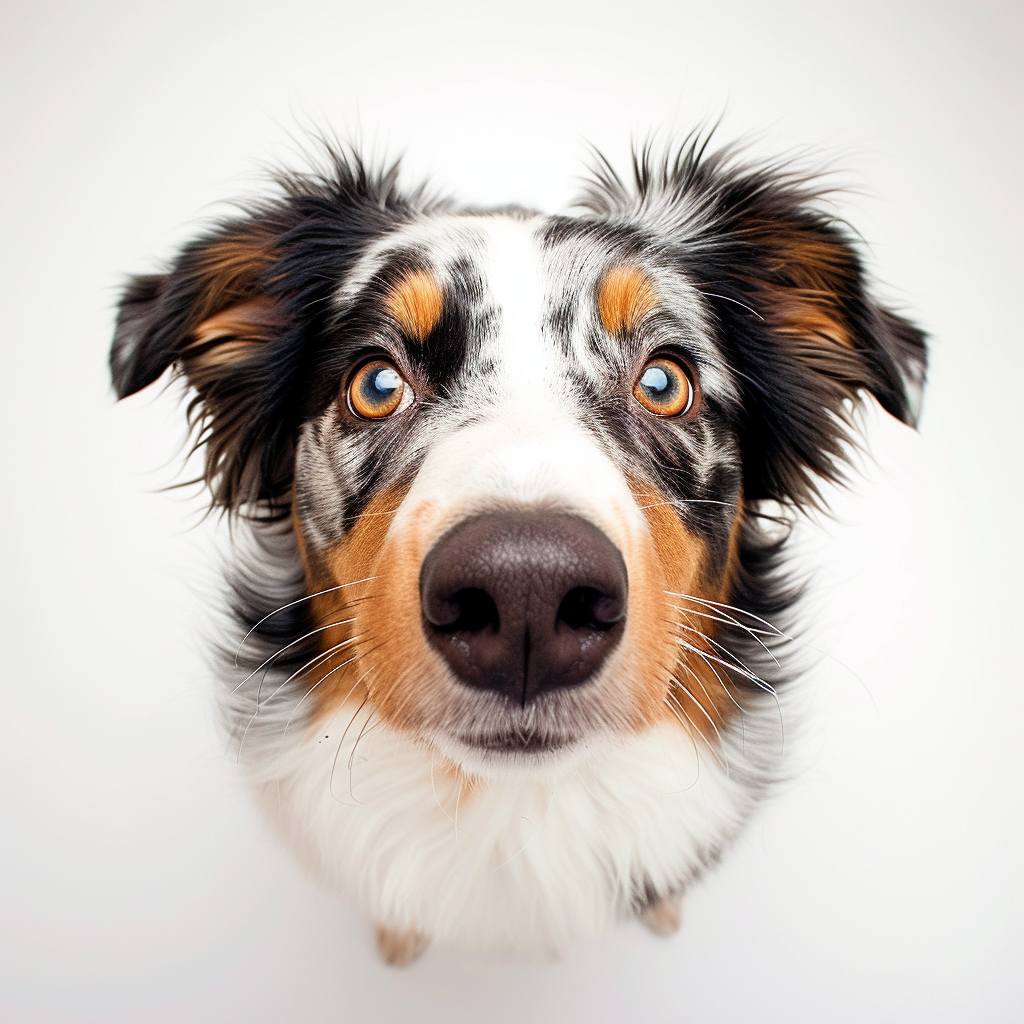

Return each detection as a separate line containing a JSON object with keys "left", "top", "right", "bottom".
{"left": 413, "top": 297, "right": 471, "bottom": 388}
{"left": 337, "top": 436, "right": 426, "bottom": 535}
{"left": 412, "top": 256, "right": 488, "bottom": 390}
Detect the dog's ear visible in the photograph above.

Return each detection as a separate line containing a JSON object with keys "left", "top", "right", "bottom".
{"left": 111, "top": 218, "right": 289, "bottom": 398}
{"left": 111, "top": 213, "right": 307, "bottom": 512}
{"left": 697, "top": 184, "right": 927, "bottom": 506}
{"left": 111, "top": 156, "right": 415, "bottom": 512}
{"left": 718, "top": 207, "right": 926, "bottom": 506}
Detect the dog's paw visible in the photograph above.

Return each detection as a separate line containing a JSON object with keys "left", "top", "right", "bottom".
{"left": 375, "top": 924, "right": 430, "bottom": 966}
{"left": 640, "top": 895, "right": 683, "bottom": 936}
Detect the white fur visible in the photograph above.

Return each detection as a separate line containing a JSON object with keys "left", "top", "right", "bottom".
{"left": 242, "top": 215, "right": 774, "bottom": 954}
{"left": 262, "top": 705, "right": 765, "bottom": 954}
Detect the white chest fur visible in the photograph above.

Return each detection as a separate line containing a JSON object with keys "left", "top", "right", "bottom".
{"left": 261, "top": 705, "right": 763, "bottom": 954}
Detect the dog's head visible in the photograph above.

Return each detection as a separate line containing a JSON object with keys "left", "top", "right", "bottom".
{"left": 112, "top": 141, "right": 925, "bottom": 775}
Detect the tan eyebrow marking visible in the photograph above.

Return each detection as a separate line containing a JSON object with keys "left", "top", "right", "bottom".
{"left": 597, "top": 265, "right": 658, "bottom": 335}
{"left": 385, "top": 270, "right": 444, "bottom": 343}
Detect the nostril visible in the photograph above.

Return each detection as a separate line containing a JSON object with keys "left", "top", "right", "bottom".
{"left": 428, "top": 588, "right": 499, "bottom": 633}
{"left": 556, "top": 587, "right": 626, "bottom": 632}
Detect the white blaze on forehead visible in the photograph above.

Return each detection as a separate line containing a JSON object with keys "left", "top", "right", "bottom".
{"left": 392, "top": 215, "right": 646, "bottom": 549}
{"left": 472, "top": 216, "right": 553, "bottom": 395}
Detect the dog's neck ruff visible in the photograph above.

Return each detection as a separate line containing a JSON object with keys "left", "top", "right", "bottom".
{"left": 264, "top": 705, "right": 775, "bottom": 953}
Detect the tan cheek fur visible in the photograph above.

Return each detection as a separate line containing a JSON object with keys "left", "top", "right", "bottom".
{"left": 627, "top": 480, "right": 745, "bottom": 745}
{"left": 296, "top": 486, "right": 453, "bottom": 738}
{"left": 386, "top": 270, "right": 444, "bottom": 343}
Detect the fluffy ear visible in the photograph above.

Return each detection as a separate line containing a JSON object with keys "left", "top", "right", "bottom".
{"left": 582, "top": 140, "right": 927, "bottom": 506}
{"left": 111, "top": 214, "right": 303, "bottom": 512}
{"left": 111, "top": 153, "right": 418, "bottom": 512}
{"left": 704, "top": 185, "right": 927, "bottom": 506}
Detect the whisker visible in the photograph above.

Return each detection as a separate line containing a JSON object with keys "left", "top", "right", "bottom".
{"left": 337, "top": 506, "right": 404, "bottom": 523}
{"left": 668, "top": 677, "right": 730, "bottom": 775}
{"left": 330, "top": 687, "right": 370, "bottom": 804}
{"left": 666, "top": 598, "right": 782, "bottom": 668}
{"left": 347, "top": 710, "right": 379, "bottom": 802}
{"left": 261, "top": 633, "right": 366, "bottom": 709}
{"left": 274, "top": 652, "right": 364, "bottom": 808}
{"left": 669, "top": 589, "right": 875, "bottom": 715}
{"left": 430, "top": 753, "right": 454, "bottom": 823}
{"left": 637, "top": 499, "right": 737, "bottom": 510}
{"left": 672, "top": 633, "right": 777, "bottom": 696}
{"left": 674, "top": 637, "right": 748, "bottom": 719}
{"left": 694, "top": 289, "right": 765, "bottom": 320}
{"left": 232, "top": 618, "right": 357, "bottom": 696}
{"left": 234, "top": 576, "right": 379, "bottom": 665}
{"left": 237, "top": 637, "right": 362, "bottom": 763}
{"left": 665, "top": 591, "right": 786, "bottom": 638}
{"left": 674, "top": 619, "right": 772, "bottom": 683}
{"left": 660, "top": 612, "right": 756, "bottom": 681}
{"left": 278, "top": 652, "right": 362, "bottom": 743}
{"left": 674, "top": 635, "right": 785, "bottom": 750}
{"left": 673, "top": 637, "right": 749, "bottom": 751}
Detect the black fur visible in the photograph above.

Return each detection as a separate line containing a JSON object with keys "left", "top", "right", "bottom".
{"left": 111, "top": 134, "right": 926, "bottom": 741}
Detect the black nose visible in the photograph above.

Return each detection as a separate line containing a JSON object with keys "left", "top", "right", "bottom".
{"left": 420, "top": 512, "right": 628, "bottom": 704}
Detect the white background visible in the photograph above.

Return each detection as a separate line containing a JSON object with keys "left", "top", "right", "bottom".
{"left": 2, "top": 1, "right": 1021, "bottom": 1020}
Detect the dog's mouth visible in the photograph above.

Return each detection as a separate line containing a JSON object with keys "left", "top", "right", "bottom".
{"left": 459, "top": 730, "right": 576, "bottom": 754}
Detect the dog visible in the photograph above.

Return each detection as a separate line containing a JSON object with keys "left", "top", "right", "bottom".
{"left": 110, "top": 134, "right": 925, "bottom": 964}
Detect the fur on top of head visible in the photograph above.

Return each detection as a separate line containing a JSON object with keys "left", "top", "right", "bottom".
{"left": 111, "top": 131, "right": 925, "bottom": 956}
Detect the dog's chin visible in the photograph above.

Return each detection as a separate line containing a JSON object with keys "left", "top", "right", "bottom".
{"left": 429, "top": 728, "right": 593, "bottom": 780}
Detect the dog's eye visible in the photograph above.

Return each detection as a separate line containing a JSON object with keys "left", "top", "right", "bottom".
{"left": 633, "top": 356, "right": 695, "bottom": 417}
{"left": 347, "top": 359, "right": 409, "bottom": 419}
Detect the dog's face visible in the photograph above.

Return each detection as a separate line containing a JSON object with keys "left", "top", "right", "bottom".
{"left": 291, "top": 214, "right": 741, "bottom": 772}
{"left": 111, "top": 143, "right": 925, "bottom": 780}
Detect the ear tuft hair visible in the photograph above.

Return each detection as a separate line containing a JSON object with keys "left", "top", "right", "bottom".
{"left": 579, "top": 132, "right": 927, "bottom": 507}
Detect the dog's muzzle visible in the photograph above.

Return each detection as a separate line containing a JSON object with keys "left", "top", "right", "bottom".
{"left": 419, "top": 511, "right": 628, "bottom": 704}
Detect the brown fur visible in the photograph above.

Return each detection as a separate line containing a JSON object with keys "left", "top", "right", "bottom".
{"left": 386, "top": 270, "right": 444, "bottom": 342}
{"left": 640, "top": 894, "right": 683, "bottom": 936}
{"left": 187, "top": 224, "right": 282, "bottom": 328}
{"left": 743, "top": 225, "right": 858, "bottom": 350}
{"left": 375, "top": 925, "right": 430, "bottom": 966}
{"left": 184, "top": 297, "right": 287, "bottom": 375}
{"left": 597, "top": 265, "right": 658, "bottom": 336}
{"left": 629, "top": 480, "right": 745, "bottom": 745}
{"left": 297, "top": 485, "right": 450, "bottom": 732}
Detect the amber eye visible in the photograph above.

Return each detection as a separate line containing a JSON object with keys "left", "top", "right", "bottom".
{"left": 347, "top": 359, "right": 409, "bottom": 419}
{"left": 633, "top": 356, "right": 695, "bottom": 417}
